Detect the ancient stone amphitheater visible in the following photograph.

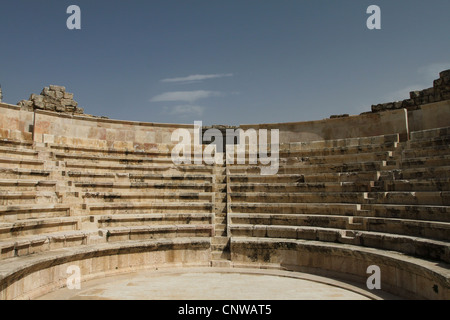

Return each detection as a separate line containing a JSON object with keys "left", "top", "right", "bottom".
{"left": 0, "top": 71, "right": 449, "bottom": 300}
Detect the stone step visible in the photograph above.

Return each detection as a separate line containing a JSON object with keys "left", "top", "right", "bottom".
{"left": 229, "top": 225, "right": 450, "bottom": 263}
{"left": 54, "top": 152, "right": 174, "bottom": 163}
{"left": 409, "top": 127, "right": 450, "bottom": 141}
{"left": 0, "top": 157, "right": 44, "bottom": 169}
{"left": 0, "top": 204, "right": 71, "bottom": 222}
{"left": 230, "top": 202, "right": 360, "bottom": 215}
{"left": 283, "top": 134, "right": 399, "bottom": 151}
{"left": 80, "top": 191, "right": 214, "bottom": 203}
{"left": 401, "top": 155, "right": 450, "bottom": 169}
{"left": 229, "top": 191, "right": 365, "bottom": 204}
{"left": 279, "top": 141, "right": 399, "bottom": 158}
{"left": 229, "top": 181, "right": 374, "bottom": 193}
{"left": 402, "top": 144, "right": 450, "bottom": 159}
{"left": 365, "top": 191, "right": 450, "bottom": 206}
{"left": 280, "top": 151, "right": 394, "bottom": 166}
{"left": 104, "top": 224, "right": 213, "bottom": 242}
{"left": 0, "top": 168, "right": 50, "bottom": 179}
{"left": 0, "top": 217, "right": 80, "bottom": 240}
{"left": 229, "top": 161, "right": 398, "bottom": 175}
{"left": 86, "top": 202, "right": 214, "bottom": 215}
{"left": 0, "top": 146, "right": 38, "bottom": 159}
{"left": 0, "top": 179, "right": 57, "bottom": 192}
{"left": 359, "top": 204, "right": 450, "bottom": 222}
{"left": 381, "top": 166, "right": 450, "bottom": 180}
{"left": 211, "top": 236, "right": 229, "bottom": 245}
{"left": 96, "top": 213, "right": 213, "bottom": 228}
{"left": 211, "top": 251, "right": 230, "bottom": 260}
{"left": 65, "top": 161, "right": 214, "bottom": 174}
{"left": 210, "top": 260, "right": 231, "bottom": 268}
{"left": 380, "top": 179, "right": 450, "bottom": 192}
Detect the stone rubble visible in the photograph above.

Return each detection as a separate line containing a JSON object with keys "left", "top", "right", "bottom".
{"left": 18, "top": 85, "right": 84, "bottom": 115}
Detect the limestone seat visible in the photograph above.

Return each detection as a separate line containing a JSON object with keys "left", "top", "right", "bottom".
{"left": 230, "top": 225, "right": 450, "bottom": 263}
{"left": 0, "top": 138, "right": 33, "bottom": 149}
{"left": 0, "top": 230, "right": 102, "bottom": 261}
{"left": 382, "top": 166, "right": 450, "bottom": 180}
{"left": 0, "top": 168, "right": 51, "bottom": 179}
{"left": 229, "top": 181, "right": 373, "bottom": 193}
{"left": 0, "top": 157, "right": 44, "bottom": 169}
{"left": 105, "top": 224, "right": 214, "bottom": 242}
{"left": 0, "top": 217, "right": 80, "bottom": 240}
{"left": 284, "top": 133, "right": 400, "bottom": 151}
{"left": 230, "top": 171, "right": 380, "bottom": 184}
{"left": 73, "top": 181, "right": 213, "bottom": 193}
{"left": 281, "top": 151, "right": 395, "bottom": 166}
{"left": 0, "top": 238, "right": 211, "bottom": 300}
{"left": 230, "top": 237, "right": 450, "bottom": 300}
{"left": 0, "top": 146, "right": 38, "bottom": 160}
{"left": 359, "top": 204, "right": 450, "bottom": 222}
{"left": 279, "top": 140, "right": 399, "bottom": 157}
{"left": 229, "top": 161, "right": 397, "bottom": 175}
{"left": 0, "top": 191, "right": 62, "bottom": 206}
{"left": 85, "top": 201, "right": 214, "bottom": 215}
{"left": 379, "top": 178, "right": 450, "bottom": 192}
{"left": 230, "top": 202, "right": 360, "bottom": 215}
{"left": 0, "top": 204, "right": 71, "bottom": 222}
{"left": 229, "top": 191, "right": 366, "bottom": 204}
{"left": 96, "top": 213, "right": 213, "bottom": 228}
{"left": 0, "top": 179, "right": 57, "bottom": 192}
{"left": 365, "top": 191, "right": 450, "bottom": 206}
{"left": 79, "top": 191, "right": 213, "bottom": 204}
{"left": 230, "top": 213, "right": 450, "bottom": 241}
{"left": 54, "top": 152, "right": 175, "bottom": 165}
{"left": 401, "top": 155, "right": 450, "bottom": 169}
{"left": 402, "top": 144, "right": 450, "bottom": 159}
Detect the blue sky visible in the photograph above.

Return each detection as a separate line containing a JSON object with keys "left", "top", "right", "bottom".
{"left": 1, "top": 0, "right": 450, "bottom": 126}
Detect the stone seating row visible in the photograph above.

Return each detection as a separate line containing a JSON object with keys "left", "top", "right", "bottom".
{"left": 0, "top": 211, "right": 215, "bottom": 260}
{"left": 409, "top": 126, "right": 450, "bottom": 141}
{"left": 0, "top": 204, "right": 71, "bottom": 222}
{"left": 279, "top": 139, "right": 399, "bottom": 158}
{"left": 0, "top": 237, "right": 211, "bottom": 300}
{"left": 280, "top": 151, "right": 394, "bottom": 166}
{"left": 229, "top": 213, "right": 450, "bottom": 242}
{"left": 73, "top": 181, "right": 213, "bottom": 192}
{"left": 229, "top": 224, "right": 450, "bottom": 263}
{"left": 230, "top": 237, "right": 450, "bottom": 300}
{"left": 66, "top": 171, "right": 214, "bottom": 183}
{"left": 63, "top": 161, "right": 214, "bottom": 174}
{"left": 283, "top": 133, "right": 400, "bottom": 151}
{"left": 229, "top": 161, "right": 397, "bottom": 175}
{"left": 402, "top": 144, "right": 450, "bottom": 159}
{"left": 229, "top": 191, "right": 450, "bottom": 206}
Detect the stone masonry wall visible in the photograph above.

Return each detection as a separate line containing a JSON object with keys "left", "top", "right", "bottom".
{"left": 371, "top": 69, "right": 450, "bottom": 113}
{"left": 18, "top": 85, "right": 84, "bottom": 115}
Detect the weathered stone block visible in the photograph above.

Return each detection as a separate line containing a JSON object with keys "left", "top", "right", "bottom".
{"left": 64, "top": 92, "right": 74, "bottom": 100}
{"left": 49, "top": 85, "right": 65, "bottom": 92}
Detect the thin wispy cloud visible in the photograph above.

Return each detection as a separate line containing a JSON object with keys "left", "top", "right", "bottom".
{"left": 151, "top": 90, "right": 222, "bottom": 103}
{"left": 161, "top": 73, "right": 233, "bottom": 84}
